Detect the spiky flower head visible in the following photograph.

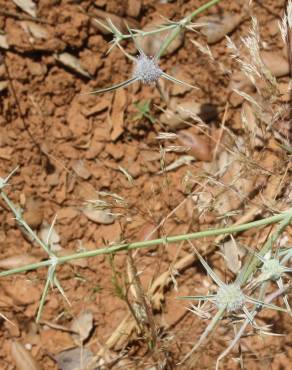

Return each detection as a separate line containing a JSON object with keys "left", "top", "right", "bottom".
{"left": 215, "top": 284, "right": 246, "bottom": 312}
{"left": 261, "top": 258, "right": 284, "bottom": 281}
{"left": 133, "top": 53, "right": 163, "bottom": 84}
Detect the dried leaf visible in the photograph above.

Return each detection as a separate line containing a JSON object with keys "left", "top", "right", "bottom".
{"left": 55, "top": 347, "right": 94, "bottom": 370}
{"left": 261, "top": 51, "right": 289, "bottom": 77}
{"left": 23, "top": 196, "right": 44, "bottom": 229}
{"left": 10, "top": 341, "right": 41, "bottom": 370}
{"left": 39, "top": 222, "right": 61, "bottom": 251}
{"left": 0, "top": 34, "right": 9, "bottom": 49}
{"left": 126, "top": 0, "right": 142, "bottom": 18}
{"left": 82, "top": 208, "right": 116, "bottom": 224}
{"left": 178, "top": 129, "right": 212, "bottom": 161}
{"left": 20, "top": 21, "right": 48, "bottom": 39}
{"left": 109, "top": 89, "right": 127, "bottom": 141}
{"left": 0, "top": 147, "right": 13, "bottom": 160}
{"left": 0, "top": 255, "right": 39, "bottom": 270}
{"left": 55, "top": 53, "right": 91, "bottom": 78}
{"left": 0, "top": 81, "right": 8, "bottom": 92}
{"left": 201, "top": 13, "right": 244, "bottom": 44}
{"left": 72, "top": 160, "right": 91, "bottom": 180}
{"left": 13, "top": 0, "right": 37, "bottom": 18}
{"left": 158, "top": 155, "right": 196, "bottom": 173}
{"left": 221, "top": 239, "right": 242, "bottom": 273}
{"left": 71, "top": 311, "right": 93, "bottom": 344}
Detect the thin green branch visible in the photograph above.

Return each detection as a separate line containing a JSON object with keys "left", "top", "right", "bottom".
{"left": 1, "top": 208, "right": 291, "bottom": 278}
{"left": 0, "top": 190, "right": 51, "bottom": 255}
{"left": 157, "top": 0, "right": 222, "bottom": 57}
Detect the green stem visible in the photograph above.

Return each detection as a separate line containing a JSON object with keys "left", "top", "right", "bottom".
{"left": 1, "top": 208, "right": 291, "bottom": 278}
{"left": 1, "top": 191, "right": 50, "bottom": 255}
{"left": 157, "top": 0, "right": 222, "bottom": 58}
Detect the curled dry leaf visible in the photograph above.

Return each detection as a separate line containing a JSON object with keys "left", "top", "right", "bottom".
{"left": 158, "top": 155, "right": 196, "bottom": 173}
{"left": 20, "top": 22, "right": 49, "bottom": 40}
{"left": 261, "top": 51, "right": 289, "bottom": 78}
{"left": 40, "top": 222, "right": 61, "bottom": 251}
{"left": 200, "top": 12, "right": 244, "bottom": 44}
{"left": 177, "top": 129, "right": 212, "bottom": 161}
{"left": 160, "top": 100, "right": 218, "bottom": 129}
{"left": 126, "top": 0, "right": 142, "bottom": 18}
{"left": 10, "top": 341, "right": 41, "bottom": 370}
{"left": 0, "top": 255, "right": 39, "bottom": 270}
{"left": 109, "top": 89, "right": 127, "bottom": 141}
{"left": 13, "top": 0, "right": 37, "bottom": 18}
{"left": 221, "top": 239, "right": 244, "bottom": 274}
{"left": 72, "top": 160, "right": 91, "bottom": 180}
{"left": 139, "top": 19, "right": 184, "bottom": 56}
{"left": 70, "top": 311, "right": 93, "bottom": 344}
{"left": 55, "top": 347, "right": 94, "bottom": 370}
{"left": 55, "top": 53, "right": 91, "bottom": 78}
{"left": 82, "top": 207, "right": 116, "bottom": 224}
{"left": 0, "top": 34, "right": 9, "bottom": 49}
{"left": 0, "top": 147, "right": 13, "bottom": 160}
{"left": 23, "top": 196, "right": 44, "bottom": 229}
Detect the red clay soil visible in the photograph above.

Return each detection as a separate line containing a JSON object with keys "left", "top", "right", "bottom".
{"left": 0, "top": 0, "right": 291, "bottom": 369}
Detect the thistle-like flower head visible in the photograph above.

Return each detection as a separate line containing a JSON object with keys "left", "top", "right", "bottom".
{"left": 215, "top": 283, "right": 246, "bottom": 312}
{"left": 261, "top": 258, "right": 285, "bottom": 281}
{"left": 133, "top": 53, "right": 163, "bottom": 84}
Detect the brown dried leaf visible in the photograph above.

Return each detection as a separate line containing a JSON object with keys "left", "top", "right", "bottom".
{"left": 55, "top": 347, "right": 94, "bottom": 370}
{"left": 178, "top": 129, "right": 212, "bottom": 161}
{"left": 11, "top": 342, "right": 41, "bottom": 370}
{"left": 261, "top": 51, "right": 289, "bottom": 77}
{"left": 70, "top": 311, "right": 93, "bottom": 344}
{"left": 109, "top": 89, "right": 127, "bottom": 141}
{"left": 82, "top": 208, "right": 116, "bottom": 224}
{"left": 221, "top": 238, "right": 243, "bottom": 274}
{"left": 20, "top": 21, "right": 48, "bottom": 40}
{"left": 72, "top": 160, "right": 91, "bottom": 180}
{"left": 0, "top": 81, "right": 8, "bottom": 92}
{"left": 126, "top": 0, "right": 142, "bottom": 18}
{"left": 160, "top": 100, "right": 217, "bottom": 129}
{"left": 201, "top": 12, "right": 244, "bottom": 44}
{"left": 0, "top": 255, "right": 39, "bottom": 270}
{"left": 55, "top": 53, "right": 91, "bottom": 78}
{"left": 39, "top": 222, "right": 61, "bottom": 251}
{"left": 0, "top": 147, "right": 13, "bottom": 160}
{"left": 13, "top": 0, "right": 37, "bottom": 18}
{"left": 0, "top": 34, "right": 9, "bottom": 49}
{"left": 23, "top": 196, "right": 44, "bottom": 229}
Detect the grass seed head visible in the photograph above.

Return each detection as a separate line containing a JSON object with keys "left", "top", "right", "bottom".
{"left": 215, "top": 284, "right": 245, "bottom": 312}
{"left": 133, "top": 53, "right": 162, "bottom": 84}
